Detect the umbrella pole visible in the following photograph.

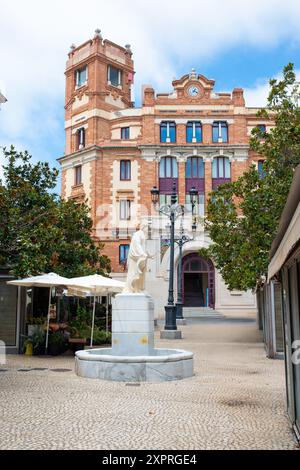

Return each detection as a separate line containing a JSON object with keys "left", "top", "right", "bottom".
{"left": 45, "top": 287, "right": 52, "bottom": 354}
{"left": 106, "top": 293, "right": 109, "bottom": 333}
{"left": 90, "top": 294, "right": 96, "bottom": 348}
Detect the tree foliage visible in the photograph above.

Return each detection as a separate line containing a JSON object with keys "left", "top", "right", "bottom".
{"left": 0, "top": 146, "right": 110, "bottom": 277}
{"left": 203, "top": 63, "right": 300, "bottom": 291}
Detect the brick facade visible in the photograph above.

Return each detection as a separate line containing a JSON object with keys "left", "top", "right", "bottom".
{"left": 58, "top": 31, "right": 269, "bottom": 277}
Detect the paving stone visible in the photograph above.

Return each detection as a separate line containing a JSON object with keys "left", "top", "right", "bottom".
{"left": 0, "top": 320, "right": 297, "bottom": 450}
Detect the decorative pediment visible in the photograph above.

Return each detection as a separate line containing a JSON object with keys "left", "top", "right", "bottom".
{"left": 172, "top": 69, "right": 215, "bottom": 89}
{"left": 172, "top": 69, "right": 215, "bottom": 100}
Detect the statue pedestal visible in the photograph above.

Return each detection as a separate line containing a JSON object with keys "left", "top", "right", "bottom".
{"left": 75, "top": 292, "right": 194, "bottom": 382}
{"left": 112, "top": 293, "right": 154, "bottom": 356}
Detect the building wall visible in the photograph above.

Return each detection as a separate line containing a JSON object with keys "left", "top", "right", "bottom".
{"left": 58, "top": 32, "right": 272, "bottom": 318}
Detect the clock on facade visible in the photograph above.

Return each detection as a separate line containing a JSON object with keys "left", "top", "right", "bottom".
{"left": 188, "top": 85, "right": 200, "bottom": 97}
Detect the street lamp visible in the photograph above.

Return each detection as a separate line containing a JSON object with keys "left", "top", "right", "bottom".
{"left": 150, "top": 182, "right": 198, "bottom": 336}
{"left": 175, "top": 186, "right": 198, "bottom": 321}
{"left": 151, "top": 181, "right": 182, "bottom": 337}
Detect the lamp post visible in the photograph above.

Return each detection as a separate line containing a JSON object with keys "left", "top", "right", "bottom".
{"left": 175, "top": 227, "right": 193, "bottom": 322}
{"left": 150, "top": 183, "right": 198, "bottom": 337}
{"left": 175, "top": 187, "right": 198, "bottom": 322}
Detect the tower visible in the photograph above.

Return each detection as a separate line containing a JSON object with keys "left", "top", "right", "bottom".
{"left": 64, "top": 29, "right": 134, "bottom": 155}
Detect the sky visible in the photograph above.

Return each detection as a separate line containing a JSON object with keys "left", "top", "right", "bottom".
{"left": 1, "top": 0, "right": 300, "bottom": 191}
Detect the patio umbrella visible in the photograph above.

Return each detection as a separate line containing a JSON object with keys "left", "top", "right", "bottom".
{"left": 66, "top": 274, "right": 125, "bottom": 347}
{"left": 7, "top": 273, "right": 70, "bottom": 353}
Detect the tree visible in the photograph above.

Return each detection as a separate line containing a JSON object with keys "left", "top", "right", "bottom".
{"left": 202, "top": 63, "right": 300, "bottom": 291}
{"left": 0, "top": 146, "right": 110, "bottom": 277}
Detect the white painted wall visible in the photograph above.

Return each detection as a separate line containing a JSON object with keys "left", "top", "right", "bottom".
{"left": 64, "top": 161, "right": 91, "bottom": 204}
{"left": 111, "top": 159, "right": 139, "bottom": 229}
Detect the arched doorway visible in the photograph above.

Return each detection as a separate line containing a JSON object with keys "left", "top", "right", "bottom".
{"left": 181, "top": 253, "right": 215, "bottom": 308}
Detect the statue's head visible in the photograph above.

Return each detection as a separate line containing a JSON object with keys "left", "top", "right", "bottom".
{"left": 136, "top": 221, "right": 148, "bottom": 232}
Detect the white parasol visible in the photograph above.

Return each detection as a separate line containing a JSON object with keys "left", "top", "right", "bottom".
{"left": 7, "top": 273, "right": 70, "bottom": 353}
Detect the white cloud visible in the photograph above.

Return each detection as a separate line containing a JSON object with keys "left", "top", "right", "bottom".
{"left": 244, "top": 69, "right": 300, "bottom": 107}
{"left": 1, "top": 0, "right": 300, "bottom": 172}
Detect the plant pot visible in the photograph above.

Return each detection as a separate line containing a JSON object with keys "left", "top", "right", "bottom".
{"left": 25, "top": 343, "right": 33, "bottom": 356}
{"left": 48, "top": 344, "right": 62, "bottom": 356}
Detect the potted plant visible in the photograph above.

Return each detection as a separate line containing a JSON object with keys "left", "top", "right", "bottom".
{"left": 23, "top": 337, "right": 33, "bottom": 356}
{"left": 31, "top": 330, "right": 46, "bottom": 355}
{"left": 91, "top": 327, "right": 112, "bottom": 346}
{"left": 48, "top": 331, "right": 67, "bottom": 356}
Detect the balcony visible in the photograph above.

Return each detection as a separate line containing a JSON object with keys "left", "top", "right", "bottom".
{"left": 185, "top": 177, "right": 205, "bottom": 193}
{"left": 159, "top": 178, "right": 178, "bottom": 193}
{"left": 212, "top": 178, "right": 231, "bottom": 190}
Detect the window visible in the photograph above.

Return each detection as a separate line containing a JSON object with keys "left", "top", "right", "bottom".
{"left": 77, "top": 127, "right": 85, "bottom": 150}
{"left": 75, "top": 165, "right": 82, "bottom": 185}
{"left": 258, "top": 160, "right": 265, "bottom": 179}
{"left": 212, "top": 157, "right": 231, "bottom": 178}
{"left": 75, "top": 66, "right": 87, "bottom": 87}
{"left": 108, "top": 65, "right": 122, "bottom": 87}
{"left": 120, "top": 200, "right": 131, "bottom": 220}
{"left": 186, "top": 121, "right": 202, "bottom": 143}
{"left": 121, "top": 127, "right": 130, "bottom": 140}
{"left": 257, "top": 124, "right": 266, "bottom": 133}
{"left": 159, "top": 157, "right": 178, "bottom": 178}
{"left": 120, "top": 160, "right": 131, "bottom": 180}
{"left": 160, "top": 121, "right": 176, "bottom": 143}
{"left": 185, "top": 194, "right": 205, "bottom": 216}
{"left": 159, "top": 194, "right": 172, "bottom": 206}
{"left": 186, "top": 157, "right": 204, "bottom": 178}
{"left": 119, "top": 244, "right": 129, "bottom": 264}
{"left": 212, "top": 121, "right": 228, "bottom": 143}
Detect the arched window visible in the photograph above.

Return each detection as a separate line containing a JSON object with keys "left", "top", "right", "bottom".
{"left": 159, "top": 157, "right": 178, "bottom": 195}
{"left": 185, "top": 157, "right": 205, "bottom": 215}
{"left": 212, "top": 121, "right": 228, "bottom": 143}
{"left": 160, "top": 121, "right": 176, "bottom": 143}
{"left": 185, "top": 157, "right": 204, "bottom": 178}
{"left": 77, "top": 127, "right": 85, "bottom": 150}
{"left": 212, "top": 157, "right": 231, "bottom": 189}
{"left": 159, "top": 157, "right": 178, "bottom": 178}
{"left": 186, "top": 121, "right": 202, "bottom": 143}
{"left": 212, "top": 157, "right": 230, "bottom": 178}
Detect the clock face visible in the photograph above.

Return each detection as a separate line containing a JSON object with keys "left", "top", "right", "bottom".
{"left": 188, "top": 85, "right": 199, "bottom": 97}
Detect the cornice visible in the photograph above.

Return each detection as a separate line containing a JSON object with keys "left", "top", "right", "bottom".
{"left": 138, "top": 145, "right": 250, "bottom": 162}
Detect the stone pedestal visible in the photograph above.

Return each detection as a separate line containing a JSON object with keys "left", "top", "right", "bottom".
{"left": 112, "top": 293, "right": 154, "bottom": 356}
{"left": 160, "top": 329, "right": 182, "bottom": 340}
{"left": 75, "top": 292, "right": 194, "bottom": 382}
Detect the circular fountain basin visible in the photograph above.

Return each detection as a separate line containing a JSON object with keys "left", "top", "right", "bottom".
{"left": 75, "top": 348, "right": 194, "bottom": 382}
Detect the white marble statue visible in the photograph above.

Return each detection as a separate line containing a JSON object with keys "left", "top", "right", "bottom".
{"left": 123, "top": 224, "right": 152, "bottom": 294}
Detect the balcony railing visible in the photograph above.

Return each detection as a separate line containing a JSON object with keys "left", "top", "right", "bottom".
{"left": 159, "top": 177, "right": 178, "bottom": 193}
{"left": 185, "top": 177, "right": 205, "bottom": 193}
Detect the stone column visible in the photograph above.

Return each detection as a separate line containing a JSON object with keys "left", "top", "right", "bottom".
{"left": 111, "top": 293, "right": 155, "bottom": 356}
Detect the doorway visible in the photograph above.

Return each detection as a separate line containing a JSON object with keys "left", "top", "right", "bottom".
{"left": 184, "top": 273, "right": 208, "bottom": 307}
{"left": 181, "top": 253, "right": 215, "bottom": 309}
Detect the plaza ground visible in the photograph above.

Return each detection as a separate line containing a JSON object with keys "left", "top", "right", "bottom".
{"left": 0, "top": 318, "right": 298, "bottom": 450}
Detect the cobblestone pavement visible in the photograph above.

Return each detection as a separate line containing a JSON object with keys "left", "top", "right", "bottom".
{"left": 0, "top": 319, "right": 298, "bottom": 450}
